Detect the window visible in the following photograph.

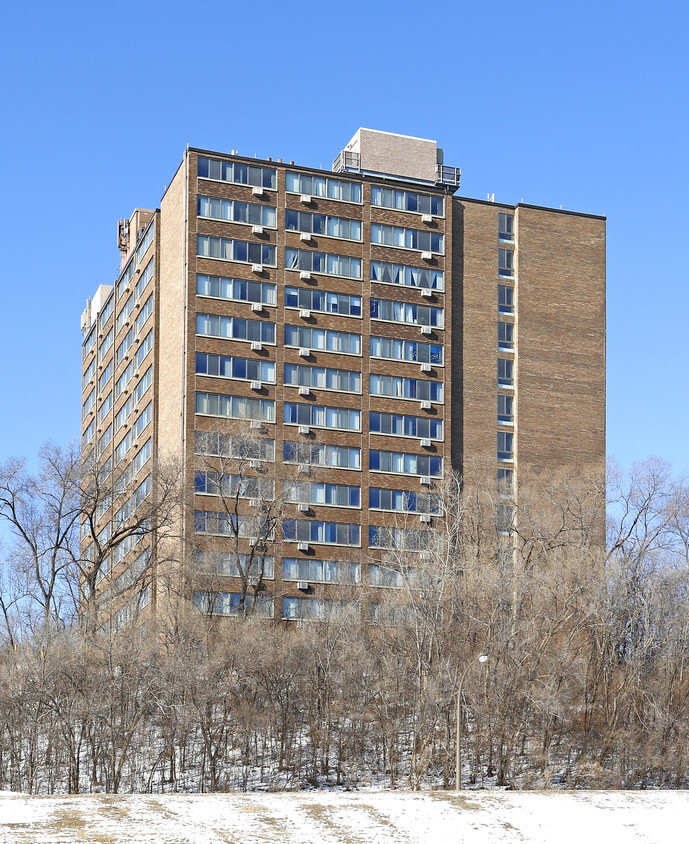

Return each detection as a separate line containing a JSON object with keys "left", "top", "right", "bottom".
{"left": 498, "top": 393, "right": 514, "bottom": 424}
{"left": 194, "top": 591, "right": 274, "bottom": 618}
{"left": 496, "top": 504, "right": 514, "bottom": 534}
{"left": 83, "top": 418, "right": 95, "bottom": 447}
{"left": 284, "top": 287, "right": 361, "bottom": 317}
{"left": 368, "top": 564, "right": 403, "bottom": 588}
{"left": 370, "top": 374, "right": 443, "bottom": 402}
{"left": 194, "top": 511, "right": 269, "bottom": 539}
{"left": 371, "top": 186, "right": 443, "bottom": 216}
{"left": 286, "top": 481, "right": 360, "bottom": 508}
{"left": 194, "top": 432, "right": 275, "bottom": 462}
{"left": 135, "top": 294, "right": 153, "bottom": 335}
{"left": 195, "top": 471, "right": 274, "bottom": 499}
{"left": 285, "top": 248, "right": 361, "bottom": 279}
{"left": 97, "top": 424, "right": 112, "bottom": 457}
{"left": 281, "top": 596, "right": 353, "bottom": 621}
{"left": 284, "top": 402, "right": 360, "bottom": 432}
{"left": 197, "top": 195, "right": 276, "bottom": 227}
{"left": 285, "top": 171, "right": 361, "bottom": 202}
{"left": 497, "top": 467, "right": 513, "bottom": 496}
{"left": 115, "top": 362, "right": 133, "bottom": 400}
{"left": 498, "top": 431, "right": 514, "bottom": 462}
{"left": 371, "top": 224, "right": 443, "bottom": 254}
{"left": 134, "top": 330, "right": 153, "bottom": 369}
{"left": 369, "top": 488, "right": 441, "bottom": 514}
{"left": 132, "top": 402, "right": 152, "bottom": 439}
{"left": 97, "top": 391, "right": 112, "bottom": 425}
{"left": 370, "top": 411, "right": 442, "bottom": 440}
{"left": 197, "top": 235, "right": 276, "bottom": 266}
{"left": 283, "top": 441, "right": 360, "bottom": 470}
{"left": 498, "top": 321, "right": 514, "bottom": 351}
{"left": 194, "top": 551, "right": 274, "bottom": 579}
{"left": 196, "top": 353, "right": 275, "bottom": 383}
{"left": 114, "top": 397, "right": 132, "bottom": 433}
{"left": 135, "top": 259, "right": 154, "bottom": 302}
{"left": 369, "top": 449, "right": 442, "bottom": 477}
{"left": 116, "top": 295, "right": 133, "bottom": 334}
{"left": 282, "top": 519, "right": 360, "bottom": 546}
{"left": 115, "top": 328, "right": 133, "bottom": 366}
{"left": 98, "top": 361, "right": 112, "bottom": 393}
{"left": 498, "top": 212, "right": 514, "bottom": 242}
{"left": 197, "top": 313, "right": 275, "bottom": 344}
{"left": 98, "top": 295, "right": 114, "bottom": 330}
{"left": 82, "top": 389, "right": 95, "bottom": 419}
{"left": 195, "top": 392, "right": 275, "bottom": 422}
{"left": 498, "top": 284, "right": 514, "bottom": 315}
{"left": 98, "top": 329, "right": 113, "bottom": 363}
{"left": 498, "top": 358, "right": 514, "bottom": 388}
{"left": 371, "top": 260, "right": 444, "bottom": 291}
{"left": 198, "top": 156, "right": 277, "bottom": 189}
{"left": 285, "top": 210, "right": 361, "bottom": 241}
{"left": 83, "top": 357, "right": 96, "bottom": 390}
{"left": 133, "top": 438, "right": 152, "bottom": 476}
{"left": 370, "top": 298, "right": 443, "bottom": 328}
{"left": 283, "top": 558, "right": 360, "bottom": 584}
{"left": 368, "top": 525, "right": 437, "bottom": 551}
{"left": 498, "top": 248, "right": 514, "bottom": 278}
{"left": 370, "top": 336, "right": 442, "bottom": 365}
{"left": 284, "top": 364, "right": 361, "bottom": 393}
{"left": 197, "top": 274, "right": 276, "bottom": 306}
{"left": 134, "top": 366, "right": 153, "bottom": 404}
{"left": 83, "top": 326, "right": 96, "bottom": 358}
{"left": 284, "top": 325, "right": 361, "bottom": 355}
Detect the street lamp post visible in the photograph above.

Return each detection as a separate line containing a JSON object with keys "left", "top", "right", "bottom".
{"left": 455, "top": 654, "right": 489, "bottom": 791}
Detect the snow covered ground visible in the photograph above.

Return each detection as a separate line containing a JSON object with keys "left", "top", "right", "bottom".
{"left": 0, "top": 789, "right": 686, "bottom": 843}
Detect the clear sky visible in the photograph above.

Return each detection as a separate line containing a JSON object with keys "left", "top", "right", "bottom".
{"left": 0, "top": 0, "right": 686, "bottom": 473}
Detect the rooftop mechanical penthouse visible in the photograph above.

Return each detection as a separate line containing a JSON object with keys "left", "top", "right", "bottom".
{"left": 80, "top": 128, "right": 606, "bottom": 629}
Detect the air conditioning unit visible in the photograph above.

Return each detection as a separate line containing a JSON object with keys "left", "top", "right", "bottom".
{"left": 249, "top": 577, "right": 259, "bottom": 587}
{"left": 297, "top": 542, "right": 310, "bottom": 552}
{"left": 420, "top": 438, "right": 432, "bottom": 448}
{"left": 420, "top": 401, "right": 432, "bottom": 410}
{"left": 420, "top": 551, "right": 432, "bottom": 561}
{"left": 252, "top": 225, "right": 264, "bottom": 235}
{"left": 251, "top": 264, "right": 264, "bottom": 273}
{"left": 421, "top": 251, "right": 433, "bottom": 261}
{"left": 250, "top": 420, "right": 262, "bottom": 429}
{"left": 421, "top": 326, "right": 432, "bottom": 335}
{"left": 252, "top": 186, "right": 265, "bottom": 197}
{"left": 421, "top": 288, "right": 433, "bottom": 298}
{"left": 298, "top": 386, "right": 310, "bottom": 396}
{"left": 299, "top": 194, "right": 313, "bottom": 204}
{"left": 249, "top": 498, "right": 259, "bottom": 508}
{"left": 420, "top": 363, "right": 433, "bottom": 373}
{"left": 299, "top": 232, "right": 313, "bottom": 242}
{"left": 421, "top": 214, "right": 433, "bottom": 223}
{"left": 298, "top": 348, "right": 310, "bottom": 357}
{"left": 298, "top": 425, "right": 310, "bottom": 435}
{"left": 249, "top": 537, "right": 258, "bottom": 547}
{"left": 250, "top": 380, "right": 262, "bottom": 390}
{"left": 298, "top": 503, "right": 310, "bottom": 513}
{"left": 420, "top": 514, "right": 432, "bottom": 523}
{"left": 299, "top": 309, "right": 311, "bottom": 319}
{"left": 251, "top": 303, "right": 263, "bottom": 312}
{"left": 251, "top": 342, "right": 263, "bottom": 351}
{"left": 297, "top": 581, "right": 309, "bottom": 590}
{"left": 299, "top": 271, "right": 312, "bottom": 280}
{"left": 420, "top": 476, "right": 431, "bottom": 485}
{"left": 297, "top": 464, "right": 311, "bottom": 475}
{"left": 250, "top": 459, "right": 262, "bottom": 469}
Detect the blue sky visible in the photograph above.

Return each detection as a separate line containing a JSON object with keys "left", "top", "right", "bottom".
{"left": 0, "top": 0, "right": 686, "bottom": 472}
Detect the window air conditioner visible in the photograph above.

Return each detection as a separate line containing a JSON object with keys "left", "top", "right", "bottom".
{"left": 251, "top": 186, "right": 265, "bottom": 197}
{"left": 252, "top": 225, "right": 264, "bottom": 235}
{"left": 250, "top": 459, "right": 262, "bottom": 469}
{"left": 299, "top": 271, "right": 312, "bottom": 280}
{"left": 297, "top": 464, "right": 311, "bottom": 475}
{"left": 421, "top": 326, "right": 432, "bottom": 335}
{"left": 249, "top": 537, "right": 258, "bottom": 547}
{"left": 420, "top": 476, "right": 431, "bottom": 485}
{"left": 249, "top": 577, "right": 259, "bottom": 587}
{"left": 299, "top": 194, "right": 313, "bottom": 204}
{"left": 251, "top": 381, "right": 262, "bottom": 390}
{"left": 298, "top": 386, "right": 310, "bottom": 396}
{"left": 420, "top": 401, "right": 432, "bottom": 410}
{"left": 421, "top": 363, "right": 432, "bottom": 373}
{"left": 420, "top": 438, "right": 432, "bottom": 448}
{"left": 298, "top": 503, "right": 310, "bottom": 513}
{"left": 421, "top": 288, "right": 433, "bottom": 298}
{"left": 421, "top": 251, "right": 433, "bottom": 261}
{"left": 297, "top": 580, "right": 309, "bottom": 590}
{"left": 249, "top": 498, "right": 259, "bottom": 508}
{"left": 420, "top": 514, "right": 432, "bottom": 523}
{"left": 297, "top": 543, "right": 310, "bottom": 552}
{"left": 251, "top": 264, "right": 264, "bottom": 273}
{"left": 298, "top": 425, "right": 310, "bottom": 435}
{"left": 300, "top": 232, "right": 313, "bottom": 242}
{"left": 299, "top": 309, "right": 311, "bottom": 319}
{"left": 298, "top": 348, "right": 310, "bottom": 357}
{"left": 251, "top": 342, "right": 263, "bottom": 351}
{"left": 250, "top": 420, "right": 262, "bottom": 429}
{"left": 420, "top": 551, "right": 432, "bottom": 560}
{"left": 421, "top": 214, "right": 433, "bottom": 223}
{"left": 251, "top": 303, "right": 263, "bottom": 312}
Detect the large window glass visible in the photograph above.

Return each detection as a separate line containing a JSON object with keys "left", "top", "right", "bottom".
{"left": 197, "top": 235, "right": 276, "bottom": 266}
{"left": 285, "top": 248, "right": 361, "bottom": 279}
{"left": 197, "top": 156, "right": 276, "bottom": 189}
{"left": 371, "top": 260, "right": 444, "bottom": 291}
{"left": 197, "top": 274, "right": 276, "bottom": 306}
{"left": 371, "top": 186, "right": 443, "bottom": 216}
{"left": 284, "top": 287, "right": 361, "bottom": 317}
{"left": 286, "top": 210, "right": 361, "bottom": 240}
{"left": 371, "top": 224, "right": 443, "bottom": 254}
{"left": 370, "top": 336, "right": 442, "bottom": 365}
{"left": 285, "top": 172, "right": 361, "bottom": 202}
{"left": 197, "top": 196, "right": 276, "bottom": 227}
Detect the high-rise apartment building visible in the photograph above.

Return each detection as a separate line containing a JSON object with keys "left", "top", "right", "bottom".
{"left": 80, "top": 129, "right": 605, "bottom": 627}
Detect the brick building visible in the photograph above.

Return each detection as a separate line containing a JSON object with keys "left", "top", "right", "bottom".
{"left": 80, "top": 129, "right": 605, "bottom": 627}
